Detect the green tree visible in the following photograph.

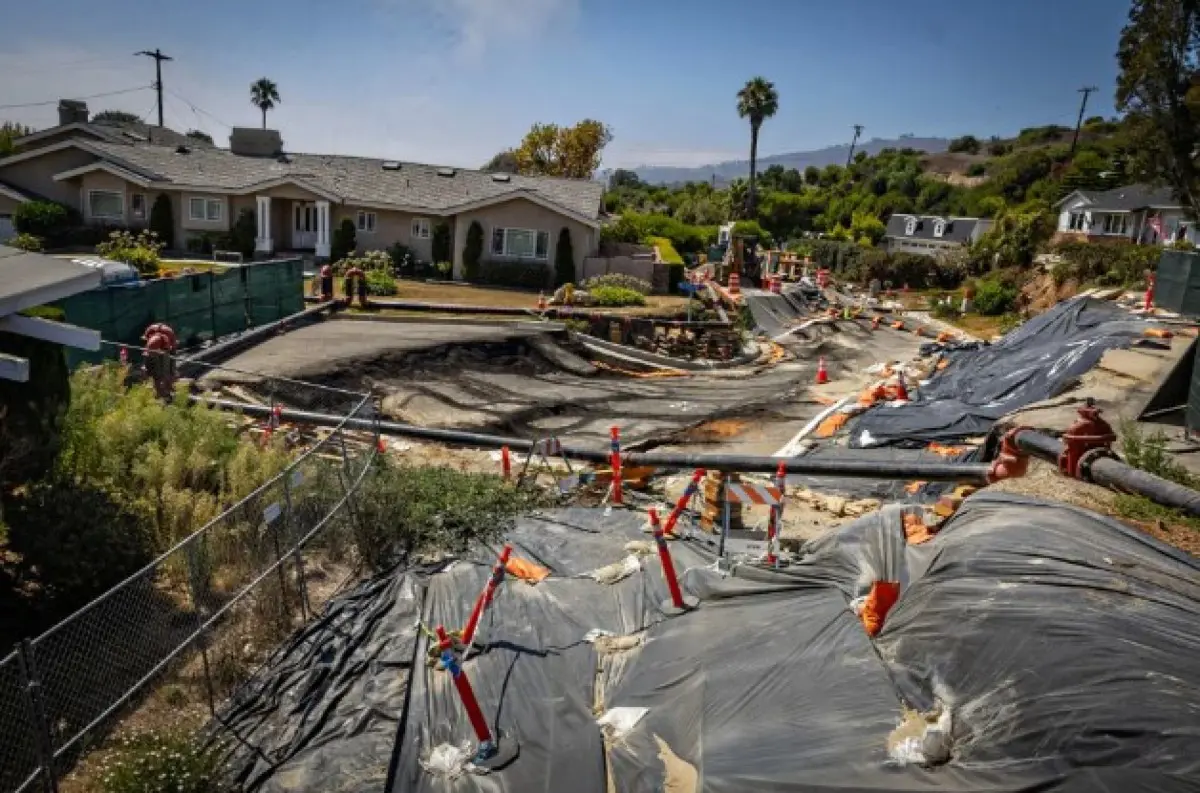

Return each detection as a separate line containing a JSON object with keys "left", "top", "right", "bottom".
{"left": 736, "top": 76, "right": 780, "bottom": 216}
{"left": 554, "top": 227, "right": 575, "bottom": 286}
{"left": 250, "top": 77, "right": 281, "bottom": 129}
{"left": 91, "top": 109, "right": 141, "bottom": 124}
{"left": 804, "top": 165, "right": 821, "bottom": 185}
{"left": 331, "top": 218, "right": 356, "bottom": 262}
{"left": 850, "top": 210, "right": 887, "bottom": 245}
{"left": 0, "top": 121, "right": 33, "bottom": 156}
{"left": 149, "top": 194, "right": 174, "bottom": 249}
{"left": 948, "top": 135, "right": 982, "bottom": 154}
{"left": 431, "top": 221, "right": 451, "bottom": 264}
{"left": 514, "top": 120, "right": 612, "bottom": 178}
{"left": 185, "top": 129, "right": 213, "bottom": 145}
{"left": 608, "top": 169, "right": 643, "bottom": 189}
{"left": 463, "top": 220, "right": 484, "bottom": 280}
{"left": 482, "top": 150, "right": 519, "bottom": 173}
{"left": 1116, "top": 0, "right": 1200, "bottom": 216}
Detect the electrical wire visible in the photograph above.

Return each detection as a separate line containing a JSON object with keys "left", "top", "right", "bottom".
{"left": 166, "top": 88, "right": 232, "bottom": 130}
{"left": 0, "top": 85, "right": 151, "bottom": 110}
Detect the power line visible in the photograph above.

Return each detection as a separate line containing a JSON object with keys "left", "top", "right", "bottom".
{"left": 166, "top": 88, "right": 232, "bottom": 129}
{"left": 136, "top": 49, "right": 173, "bottom": 127}
{"left": 0, "top": 85, "right": 150, "bottom": 110}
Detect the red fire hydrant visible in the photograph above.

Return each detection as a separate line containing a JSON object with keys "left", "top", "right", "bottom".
{"left": 141, "top": 322, "right": 178, "bottom": 399}
{"left": 1058, "top": 400, "right": 1116, "bottom": 479}
{"left": 1144, "top": 272, "right": 1156, "bottom": 312}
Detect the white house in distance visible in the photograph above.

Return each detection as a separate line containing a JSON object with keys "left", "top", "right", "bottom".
{"left": 1055, "top": 184, "right": 1198, "bottom": 245}
{"left": 883, "top": 214, "right": 993, "bottom": 257}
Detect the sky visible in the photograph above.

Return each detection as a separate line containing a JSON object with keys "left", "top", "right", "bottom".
{"left": 0, "top": 0, "right": 1133, "bottom": 170}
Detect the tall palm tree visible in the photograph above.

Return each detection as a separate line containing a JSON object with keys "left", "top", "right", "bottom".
{"left": 736, "top": 77, "right": 779, "bottom": 217}
{"left": 250, "top": 78, "right": 281, "bottom": 129}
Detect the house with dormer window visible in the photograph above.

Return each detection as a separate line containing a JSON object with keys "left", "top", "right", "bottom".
{"left": 884, "top": 214, "right": 993, "bottom": 257}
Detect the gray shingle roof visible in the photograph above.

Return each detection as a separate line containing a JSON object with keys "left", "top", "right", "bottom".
{"left": 884, "top": 214, "right": 985, "bottom": 243}
{"left": 1073, "top": 184, "right": 1179, "bottom": 211}
{"left": 83, "top": 141, "right": 604, "bottom": 220}
{"left": 17, "top": 121, "right": 212, "bottom": 150}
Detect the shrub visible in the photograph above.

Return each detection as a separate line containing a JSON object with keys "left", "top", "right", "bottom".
{"left": 334, "top": 249, "right": 392, "bottom": 277}
{"left": 365, "top": 268, "right": 397, "bottom": 296}
{"left": 10, "top": 232, "right": 43, "bottom": 252}
{"left": 966, "top": 163, "right": 987, "bottom": 177}
{"left": 221, "top": 208, "right": 257, "bottom": 259}
{"left": 732, "top": 220, "right": 774, "bottom": 249}
{"left": 96, "top": 229, "right": 163, "bottom": 276}
{"left": 648, "top": 236, "right": 683, "bottom": 264}
{"left": 1051, "top": 239, "right": 1160, "bottom": 286}
{"left": 435, "top": 260, "right": 452, "bottom": 280}
{"left": 13, "top": 200, "right": 71, "bottom": 239}
{"left": 388, "top": 243, "right": 412, "bottom": 275}
{"left": 350, "top": 460, "right": 545, "bottom": 571}
{"left": 590, "top": 285, "right": 647, "bottom": 307}
{"left": 1120, "top": 420, "right": 1195, "bottom": 487}
{"left": 600, "top": 212, "right": 718, "bottom": 254}
{"left": 948, "top": 135, "right": 981, "bottom": 154}
{"left": 463, "top": 221, "right": 484, "bottom": 281}
{"left": 972, "top": 278, "right": 1018, "bottom": 315}
{"left": 476, "top": 260, "right": 550, "bottom": 289}
{"left": 431, "top": 222, "right": 451, "bottom": 265}
{"left": 987, "top": 140, "right": 1012, "bottom": 157}
{"left": 149, "top": 194, "right": 174, "bottom": 249}
{"left": 581, "top": 273, "right": 653, "bottom": 295}
{"left": 98, "top": 731, "right": 222, "bottom": 793}
{"left": 331, "top": 218, "right": 356, "bottom": 263}
{"left": 554, "top": 227, "right": 575, "bottom": 287}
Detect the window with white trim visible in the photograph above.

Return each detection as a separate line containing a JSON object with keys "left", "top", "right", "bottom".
{"left": 933, "top": 220, "right": 945, "bottom": 238}
{"left": 130, "top": 193, "right": 147, "bottom": 221}
{"left": 904, "top": 217, "right": 916, "bottom": 236}
{"left": 1102, "top": 214, "right": 1128, "bottom": 235}
{"left": 357, "top": 211, "right": 377, "bottom": 233}
{"left": 491, "top": 227, "right": 550, "bottom": 259}
{"left": 188, "top": 197, "right": 223, "bottom": 222}
{"left": 88, "top": 190, "right": 123, "bottom": 220}
{"left": 411, "top": 217, "right": 431, "bottom": 239}
{"left": 1068, "top": 212, "right": 1085, "bottom": 231}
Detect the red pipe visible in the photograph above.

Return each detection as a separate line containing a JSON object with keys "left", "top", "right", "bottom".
{"left": 766, "top": 461, "right": 786, "bottom": 566}
{"left": 610, "top": 426, "right": 623, "bottom": 505}
{"left": 649, "top": 508, "right": 685, "bottom": 609}
{"left": 501, "top": 445, "right": 511, "bottom": 480}
{"left": 662, "top": 468, "right": 706, "bottom": 535}
{"left": 460, "top": 544, "right": 512, "bottom": 649}
{"left": 436, "top": 625, "right": 493, "bottom": 745}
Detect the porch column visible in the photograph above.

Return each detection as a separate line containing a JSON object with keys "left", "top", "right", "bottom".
{"left": 255, "top": 195, "right": 273, "bottom": 253}
{"left": 315, "top": 200, "right": 331, "bottom": 259}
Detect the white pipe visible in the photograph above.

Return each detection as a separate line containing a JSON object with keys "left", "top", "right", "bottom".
{"left": 773, "top": 395, "right": 852, "bottom": 458}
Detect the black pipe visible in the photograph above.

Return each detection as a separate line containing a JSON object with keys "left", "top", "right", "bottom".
{"left": 195, "top": 397, "right": 993, "bottom": 483}
{"left": 308, "top": 296, "right": 732, "bottom": 327}
{"left": 1012, "top": 429, "right": 1200, "bottom": 517}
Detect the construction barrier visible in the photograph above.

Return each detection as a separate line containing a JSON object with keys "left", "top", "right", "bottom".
{"left": 461, "top": 545, "right": 512, "bottom": 651}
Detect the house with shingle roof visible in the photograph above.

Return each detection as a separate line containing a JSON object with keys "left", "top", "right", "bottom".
{"left": 0, "top": 101, "right": 605, "bottom": 280}
{"left": 1055, "top": 184, "right": 1197, "bottom": 245}
{"left": 883, "top": 214, "right": 993, "bottom": 257}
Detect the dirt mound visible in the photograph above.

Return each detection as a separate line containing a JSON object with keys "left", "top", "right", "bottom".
{"left": 1021, "top": 271, "right": 1081, "bottom": 314}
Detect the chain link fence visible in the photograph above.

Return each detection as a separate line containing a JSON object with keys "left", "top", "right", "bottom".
{"left": 0, "top": 373, "right": 378, "bottom": 793}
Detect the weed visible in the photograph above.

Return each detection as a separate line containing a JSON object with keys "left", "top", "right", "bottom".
{"left": 1112, "top": 493, "right": 1200, "bottom": 533}
{"left": 98, "top": 730, "right": 223, "bottom": 793}
{"left": 1119, "top": 421, "right": 1195, "bottom": 488}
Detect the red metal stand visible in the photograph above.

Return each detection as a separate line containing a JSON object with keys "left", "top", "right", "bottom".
{"left": 662, "top": 468, "right": 707, "bottom": 536}
{"left": 649, "top": 508, "right": 698, "bottom": 616}
{"left": 436, "top": 625, "right": 493, "bottom": 750}
{"left": 460, "top": 544, "right": 512, "bottom": 651}
{"left": 609, "top": 426, "right": 624, "bottom": 505}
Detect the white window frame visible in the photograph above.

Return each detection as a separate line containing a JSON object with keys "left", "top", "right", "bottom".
{"left": 188, "top": 196, "right": 223, "bottom": 222}
{"left": 88, "top": 189, "right": 124, "bottom": 221}
{"left": 411, "top": 217, "right": 431, "bottom": 239}
{"left": 933, "top": 220, "right": 945, "bottom": 238}
{"left": 904, "top": 217, "right": 916, "bottom": 236}
{"left": 491, "top": 227, "right": 550, "bottom": 260}
{"left": 357, "top": 210, "right": 377, "bottom": 233}
{"left": 1068, "top": 212, "right": 1085, "bottom": 231}
{"left": 130, "top": 193, "right": 147, "bottom": 221}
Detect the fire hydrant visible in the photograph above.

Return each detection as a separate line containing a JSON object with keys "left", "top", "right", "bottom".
{"left": 141, "top": 323, "right": 178, "bottom": 399}
{"left": 319, "top": 264, "right": 334, "bottom": 301}
{"left": 1058, "top": 399, "right": 1116, "bottom": 479}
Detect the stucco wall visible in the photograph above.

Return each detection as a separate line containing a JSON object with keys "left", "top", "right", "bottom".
{"left": 0, "top": 147, "right": 97, "bottom": 205}
{"left": 0, "top": 195, "right": 22, "bottom": 215}
{"left": 331, "top": 206, "right": 445, "bottom": 262}
{"left": 450, "top": 197, "right": 596, "bottom": 281}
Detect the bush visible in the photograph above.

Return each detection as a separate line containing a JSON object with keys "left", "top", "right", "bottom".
{"left": 648, "top": 235, "right": 683, "bottom": 264}
{"left": 1120, "top": 420, "right": 1196, "bottom": 488}
{"left": 1051, "top": 239, "right": 1160, "bottom": 286}
{"left": 973, "top": 278, "right": 1019, "bottom": 315}
{"left": 554, "top": 227, "right": 575, "bottom": 287}
{"left": 96, "top": 229, "right": 163, "bottom": 276}
{"left": 476, "top": 260, "right": 550, "bottom": 289}
{"left": 0, "top": 307, "right": 70, "bottom": 490}
{"left": 600, "top": 212, "right": 718, "bottom": 254}
{"left": 948, "top": 135, "right": 981, "bottom": 154}
{"left": 463, "top": 221, "right": 484, "bottom": 280}
{"left": 581, "top": 273, "right": 653, "bottom": 295}
{"left": 732, "top": 219, "right": 774, "bottom": 249}
{"left": 435, "top": 260, "right": 452, "bottom": 280}
{"left": 13, "top": 200, "right": 71, "bottom": 239}
{"left": 351, "top": 460, "right": 545, "bottom": 571}
{"left": 184, "top": 231, "right": 221, "bottom": 255}
{"left": 431, "top": 221, "right": 452, "bottom": 265}
{"left": 98, "top": 731, "right": 222, "bottom": 793}
{"left": 589, "top": 285, "right": 647, "bottom": 307}
{"left": 149, "top": 194, "right": 174, "bottom": 249}
{"left": 388, "top": 243, "right": 412, "bottom": 275}
{"left": 331, "top": 218, "right": 356, "bottom": 263}
{"left": 365, "top": 268, "right": 397, "bottom": 296}
{"left": 966, "top": 163, "right": 987, "bottom": 177}
{"left": 221, "top": 208, "right": 257, "bottom": 259}
{"left": 10, "top": 232, "right": 43, "bottom": 252}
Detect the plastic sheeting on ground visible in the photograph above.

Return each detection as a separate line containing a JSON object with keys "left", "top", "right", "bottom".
{"left": 850, "top": 297, "right": 1148, "bottom": 447}
{"left": 218, "top": 500, "right": 1200, "bottom": 792}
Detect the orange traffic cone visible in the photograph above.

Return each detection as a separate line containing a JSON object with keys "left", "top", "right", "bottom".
{"left": 894, "top": 371, "right": 909, "bottom": 401}
{"left": 816, "top": 356, "right": 830, "bottom": 385}
{"left": 871, "top": 316, "right": 881, "bottom": 331}
{"left": 537, "top": 291, "right": 547, "bottom": 310}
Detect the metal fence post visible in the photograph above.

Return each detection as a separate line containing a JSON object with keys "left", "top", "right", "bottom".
{"left": 284, "top": 469, "right": 311, "bottom": 622}
{"left": 18, "top": 640, "right": 58, "bottom": 793}
{"left": 184, "top": 541, "right": 217, "bottom": 718}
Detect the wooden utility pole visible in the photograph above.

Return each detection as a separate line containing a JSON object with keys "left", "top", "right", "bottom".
{"left": 136, "top": 49, "right": 173, "bottom": 127}
{"left": 1070, "top": 86, "right": 1097, "bottom": 155}
{"left": 846, "top": 125, "right": 864, "bottom": 167}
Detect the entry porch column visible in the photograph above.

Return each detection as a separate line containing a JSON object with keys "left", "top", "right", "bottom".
{"left": 315, "top": 200, "right": 331, "bottom": 259}
{"left": 255, "top": 195, "right": 273, "bottom": 254}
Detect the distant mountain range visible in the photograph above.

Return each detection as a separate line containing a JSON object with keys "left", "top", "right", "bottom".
{"left": 617, "top": 136, "right": 951, "bottom": 186}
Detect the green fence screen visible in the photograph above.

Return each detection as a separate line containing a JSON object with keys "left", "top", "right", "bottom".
{"left": 56, "top": 258, "right": 305, "bottom": 367}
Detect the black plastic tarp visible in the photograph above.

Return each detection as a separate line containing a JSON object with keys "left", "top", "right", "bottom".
{"left": 850, "top": 298, "right": 1147, "bottom": 447}
{"left": 219, "top": 499, "right": 1200, "bottom": 792}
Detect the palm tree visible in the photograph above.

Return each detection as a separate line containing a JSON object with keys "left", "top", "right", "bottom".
{"left": 736, "top": 77, "right": 779, "bottom": 217}
{"left": 250, "top": 78, "right": 281, "bottom": 129}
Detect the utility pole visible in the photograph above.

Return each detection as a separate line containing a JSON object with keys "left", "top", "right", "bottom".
{"left": 1070, "top": 86, "right": 1097, "bottom": 155}
{"left": 136, "top": 49, "right": 173, "bottom": 127}
{"left": 846, "top": 125, "right": 864, "bottom": 168}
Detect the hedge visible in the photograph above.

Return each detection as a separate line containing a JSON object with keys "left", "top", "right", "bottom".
{"left": 476, "top": 260, "right": 551, "bottom": 289}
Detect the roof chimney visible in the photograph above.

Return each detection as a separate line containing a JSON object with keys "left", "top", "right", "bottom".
{"left": 229, "top": 127, "right": 284, "bottom": 157}
{"left": 58, "top": 99, "right": 89, "bottom": 126}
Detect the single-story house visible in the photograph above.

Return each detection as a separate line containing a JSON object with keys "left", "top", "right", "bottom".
{"left": 1055, "top": 184, "right": 1198, "bottom": 246}
{"left": 0, "top": 101, "right": 604, "bottom": 281}
{"left": 883, "top": 214, "right": 993, "bottom": 257}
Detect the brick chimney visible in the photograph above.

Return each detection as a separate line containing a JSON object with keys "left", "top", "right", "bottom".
{"left": 229, "top": 127, "right": 284, "bottom": 157}
{"left": 58, "top": 99, "right": 89, "bottom": 125}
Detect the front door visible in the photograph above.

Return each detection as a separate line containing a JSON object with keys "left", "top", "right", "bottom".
{"left": 293, "top": 203, "right": 317, "bottom": 249}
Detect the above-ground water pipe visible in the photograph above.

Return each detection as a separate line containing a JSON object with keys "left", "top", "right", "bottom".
{"left": 195, "top": 397, "right": 994, "bottom": 484}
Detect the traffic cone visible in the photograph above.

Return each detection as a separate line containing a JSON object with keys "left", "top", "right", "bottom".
{"left": 816, "top": 357, "right": 830, "bottom": 385}
{"left": 537, "top": 291, "right": 547, "bottom": 310}
{"left": 894, "top": 371, "right": 909, "bottom": 401}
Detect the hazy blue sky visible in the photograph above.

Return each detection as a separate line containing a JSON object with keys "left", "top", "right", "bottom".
{"left": 0, "top": 0, "right": 1131, "bottom": 168}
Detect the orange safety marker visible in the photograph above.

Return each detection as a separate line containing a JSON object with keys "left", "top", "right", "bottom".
{"left": 765, "top": 461, "right": 787, "bottom": 566}
{"left": 609, "top": 426, "right": 624, "bottom": 505}
{"left": 501, "top": 445, "right": 512, "bottom": 480}
{"left": 537, "top": 291, "right": 547, "bottom": 310}
{"left": 816, "top": 356, "right": 830, "bottom": 385}
{"left": 871, "top": 316, "right": 881, "bottom": 330}
{"left": 860, "top": 580, "right": 900, "bottom": 637}
{"left": 461, "top": 544, "right": 512, "bottom": 650}
{"left": 649, "top": 508, "right": 696, "bottom": 615}
{"left": 894, "top": 371, "right": 909, "bottom": 401}
{"left": 663, "top": 468, "right": 706, "bottom": 535}
{"left": 891, "top": 320, "right": 905, "bottom": 330}
{"left": 118, "top": 345, "right": 129, "bottom": 364}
